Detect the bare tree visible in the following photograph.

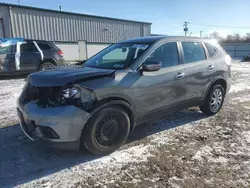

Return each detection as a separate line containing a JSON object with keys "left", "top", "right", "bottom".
{"left": 209, "top": 31, "right": 221, "bottom": 41}
{"left": 245, "top": 33, "right": 250, "bottom": 43}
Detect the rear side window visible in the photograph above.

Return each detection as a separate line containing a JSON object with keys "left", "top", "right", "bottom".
{"left": 146, "top": 42, "right": 179, "bottom": 68}
{"left": 21, "top": 43, "right": 38, "bottom": 52}
{"left": 182, "top": 42, "right": 206, "bottom": 64}
{"left": 204, "top": 43, "right": 217, "bottom": 57}
{"left": 37, "top": 42, "right": 52, "bottom": 51}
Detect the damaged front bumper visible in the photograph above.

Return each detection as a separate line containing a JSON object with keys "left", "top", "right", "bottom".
{"left": 17, "top": 98, "right": 91, "bottom": 150}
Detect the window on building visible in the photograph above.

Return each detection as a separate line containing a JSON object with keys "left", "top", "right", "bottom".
{"left": 145, "top": 42, "right": 179, "bottom": 68}
{"left": 204, "top": 43, "right": 217, "bottom": 57}
{"left": 37, "top": 42, "right": 52, "bottom": 51}
{"left": 182, "top": 42, "right": 206, "bottom": 63}
{"left": 21, "top": 43, "right": 38, "bottom": 53}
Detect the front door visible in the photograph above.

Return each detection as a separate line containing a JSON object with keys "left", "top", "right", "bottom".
{"left": 130, "top": 42, "right": 187, "bottom": 119}
{"left": 19, "top": 42, "right": 41, "bottom": 71}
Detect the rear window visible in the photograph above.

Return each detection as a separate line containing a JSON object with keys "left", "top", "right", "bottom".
{"left": 204, "top": 43, "right": 217, "bottom": 57}
{"left": 182, "top": 42, "right": 206, "bottom": 64}
{"left": 37, "top": 42, "right": 52, "bottom": 51}
{"left": 21, "top": 43, "right": 38, "bottom": 52}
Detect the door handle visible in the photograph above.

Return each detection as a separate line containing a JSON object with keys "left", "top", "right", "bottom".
{"left": 208, "top": 65, "right": 215, "bottom": 71}
{"left": 176, "top": 72, "right": 185, "bottom": 80}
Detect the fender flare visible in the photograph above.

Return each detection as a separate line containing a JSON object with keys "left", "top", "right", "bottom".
{"left": 204, "top": 78, "right": 227, "bottom": 99}
{"left": 38, "top": 58, "right": 58, "bottom": 69}
{"left": 90, "top": 99, "right": 137, "bottom": 131}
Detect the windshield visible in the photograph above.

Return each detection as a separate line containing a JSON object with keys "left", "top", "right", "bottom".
{"left": 84, "top": 43, "right": 149, "bottom": 69}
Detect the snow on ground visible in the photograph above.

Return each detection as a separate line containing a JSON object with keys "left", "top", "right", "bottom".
{"left": 0, "top": 78, "right": 25, "bottom": 127}
{"left": 0, "top": 61, "right": 250, "bottom": 188}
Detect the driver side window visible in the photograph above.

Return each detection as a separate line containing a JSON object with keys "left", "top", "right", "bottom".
{"left": 146, "top": 42, "right": 179, "bottom": 68}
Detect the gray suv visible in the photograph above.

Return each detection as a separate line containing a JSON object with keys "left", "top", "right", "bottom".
{"left": 0, "top": 39, "right": 65, "bottom": 75}
{"left": 17, "top": 36, "right": 231, "bottom": 155}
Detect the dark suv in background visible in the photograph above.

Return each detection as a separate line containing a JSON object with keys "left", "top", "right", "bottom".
{"left": 0, "top": 38, "right": 65, "bottom": 75}
{"left": 17, "top": 36, "right": 231, "bottom": 155}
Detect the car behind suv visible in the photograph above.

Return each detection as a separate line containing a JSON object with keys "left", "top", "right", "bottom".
{"left": 0, "top": 38, "right": 65, "bottom": 75}
{"left": 17, "top": 36, "right": 231, "bottom": 155}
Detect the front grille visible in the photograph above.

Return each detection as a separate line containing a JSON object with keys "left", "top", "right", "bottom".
{"left": 24, "top": 84, "right": 39, "bottom": 103}
{"left": 37, "top": 87, "right": 61, "bottom": 107}
{"left": 23, "top": 84, "right": 61, "bottom": 107}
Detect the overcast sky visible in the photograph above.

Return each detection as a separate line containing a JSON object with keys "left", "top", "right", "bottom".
{"left": 3, "top": 0, "right": 250, "bottom": 37}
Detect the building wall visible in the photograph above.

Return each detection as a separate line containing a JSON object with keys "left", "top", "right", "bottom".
{"left": 56, "top": 43, "right": 80, "bottom": 61}
{"left": 87, "top": 43, "right": 109, "bottom": 58}
{"left": 55, "top": 42, "right": 110, "bottom": 61}
{"left": 0, "top": 6, "right": 11, "bottom": 37}
{"left": 3, "top": 6, "right": 151, "bottom": 43}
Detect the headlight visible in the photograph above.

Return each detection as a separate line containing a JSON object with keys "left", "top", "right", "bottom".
{"left": 80, "top": 88, "right": 96, "bottom": 103}
{"left": 62, "top": 87, "right": 80, "bottom": 99}
{"left": 60, "top": 86, "right": 96, "bottom": 109}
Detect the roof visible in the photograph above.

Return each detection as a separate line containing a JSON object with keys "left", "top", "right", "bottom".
{"left": 119, "top": 36, "right": 212, "bottom": 44}
{"left": 0, "top": 3, "right": 151, "bottom": 25}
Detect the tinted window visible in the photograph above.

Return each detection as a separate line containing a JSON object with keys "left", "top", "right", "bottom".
{"left": 182, "top": 42, "right": 206, "bottom": 63}
{"left": 21, "top": 43, "right": 38, "bottom": 52}
{"left": 204, "top": 43, "right": 216, "bottom": 57}
{"left": 37, "top": 43, "right": 52, "bottom": 51}
{"left": 146, "top": 42, "right": 179, "bottom": 68}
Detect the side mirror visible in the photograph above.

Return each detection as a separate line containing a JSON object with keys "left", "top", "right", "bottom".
{"left": 142, "top": 60, "right": 162, "bottom": 72}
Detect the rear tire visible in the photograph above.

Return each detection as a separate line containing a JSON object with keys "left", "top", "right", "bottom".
{"left": 38, "top": 62, "right": 55, "bottom": 71}
{"left": 200, "top": 84, "right": 225, "bottom": 116}
{"left": 81, "top": 106, "right": 130, "bottom": 155}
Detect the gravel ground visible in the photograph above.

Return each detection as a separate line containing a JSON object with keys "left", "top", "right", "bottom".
{"left": 0, "top": 62, "right": 250, "bottom": 188}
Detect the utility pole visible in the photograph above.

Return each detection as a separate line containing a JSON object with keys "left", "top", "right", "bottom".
{"left": 200, "top": 31, "right": 203, "bottom": 38}
{"left": 183, "top": 21, "right": 189, "bottom": 36}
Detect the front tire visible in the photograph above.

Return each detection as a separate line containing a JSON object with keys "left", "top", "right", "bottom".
{"left": 81, "top": 106, "right": 130, "bottom": 155}
{"left": 200, "top": 84, "right": 225, "bottom": 116}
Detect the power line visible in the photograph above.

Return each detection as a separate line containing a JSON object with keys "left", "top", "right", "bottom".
{"left": 189, "top": 22, "right": 250, "bottom": 29}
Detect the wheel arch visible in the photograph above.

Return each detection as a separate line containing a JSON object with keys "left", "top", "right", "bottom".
{"left": 205, "top": 78, "right": 227, "bottom": 98}
{"left": 89, "top": 97, "right": 137, "bottom": 131}
{"left": 38, "top": 58, "right": 57, "bottom": 70}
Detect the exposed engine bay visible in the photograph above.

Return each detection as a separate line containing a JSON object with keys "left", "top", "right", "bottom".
{"left": 24, "top": 83, "right": 95, "bottom": 110}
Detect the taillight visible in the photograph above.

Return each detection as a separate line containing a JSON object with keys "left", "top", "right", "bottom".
{"left": 57, "top": 50, "right": 64, "bottom": 57}
{"left": 225, "top": 54, "right": 231, "bottom": 66}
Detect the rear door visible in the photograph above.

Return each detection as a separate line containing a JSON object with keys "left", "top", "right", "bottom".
{"left": 180, "top": 41, "right": 216, "bottom": 102}
{"left": 19, "top": 42, "right": 41, "bottom": 71}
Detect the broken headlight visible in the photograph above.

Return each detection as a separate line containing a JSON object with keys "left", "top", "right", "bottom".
{"left": 62, "top": 87, "right": 80, "bottom": 99}
{"left": 60, "top": 86, "right": 95, "bottom": 109}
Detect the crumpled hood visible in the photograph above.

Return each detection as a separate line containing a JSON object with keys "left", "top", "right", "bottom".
{"left": 28, "top": 65, "right": 115, "bottom": 87}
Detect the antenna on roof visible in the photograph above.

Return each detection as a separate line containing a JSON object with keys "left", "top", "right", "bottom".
{"left": 59, "top": 5, "right": 62, "bottom": 11}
